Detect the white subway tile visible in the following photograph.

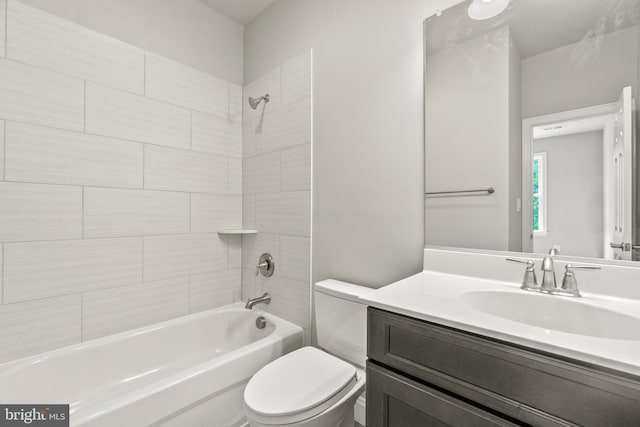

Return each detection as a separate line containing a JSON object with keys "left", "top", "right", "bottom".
{"left": 227, "top": 235, "right": 242, "bottom": 269}
{"left": 0, "top": 182, "right": 82, "bottom": 242}
{"left": 4, "top": 238, "right": 142, "bottom": 303}
{"left": 229, "top": 158, "right": 242, "bottom": 195}
{"left": 5, "top": 122, "right": 143, "bottom": 188}
{"left": 145, "top": 52, "right": 228, "bottom": 118}
{"left": 0, "top": 295, "right": 81, "bottom": 363}
{"left": 82, "top": 277, "right": 189, "bottom": 340}
{"left": 281, "top": 144, "right": 311, "bottom": 191}
{"left": 189, "top": 269, "right": 240, "bottom": 313}
{"left": 281, "top": 51, "right": 312, "bottom": 106}
{"left": 0, "top": 58, "right": 84, "bottom": 131}
{"left": 242, "top": 233, "right": 280, "bottom": 273}
{"left": 242, "top": 119, "right": 257, "bottom": 158}
{"left": 86, "top": 83, "right": 190, "bottom": 149}
{"left": 243, "top": 195, "right": 256, "bottom": 229}
{"left": 255, "top": 98, "right": 311, "bottom": 155}
{"left": 190, "top": 194, "right": 241, "bottom": 233}
{"left": 241, "top": 268, "right": 256, "bottom": 301}
{"left": 0, "top": 0, "right": 5, "bottom": 57}
{"left": 280, "top": 236, "right": 310, "bottom": 283}
{"left": 192, "top": 111, "right": 241, "bottom": 158}
{"left": 84, "top": 188, "right": 190, "bottom": 238}
{"left": 256, "top": 276, "right": 310, "bottom": 329}
{"left": 7, "top": 1, "right": 144, "bottom": 94}
{"left": 230, "top": 84, "right": 243, "bottom": 124}
{"left": 255, "top": 192, "right": 310, "bottom": 236}
{"left": 243, "top": 152, "right": 280, "bottom": 194}
{"left": 243, "top": 67, "right": 281, "bottom": 123}
{"left": 144, "top": 234, "right": 227, "bottom": 282}
{"left": 144, "top": 145, "right": 229, "bottom": 194}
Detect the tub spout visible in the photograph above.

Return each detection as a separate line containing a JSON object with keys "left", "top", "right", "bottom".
{"left": 245, "top": 293, "right": 271, "bottom": 310}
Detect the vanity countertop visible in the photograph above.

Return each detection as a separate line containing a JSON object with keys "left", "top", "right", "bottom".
{"left": 360, "top": 271, "right": 640, "bottom": 377}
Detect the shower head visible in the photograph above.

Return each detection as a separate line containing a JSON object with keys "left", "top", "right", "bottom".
{"left": 248, "top": 94, "right": 270, "bottom": 110}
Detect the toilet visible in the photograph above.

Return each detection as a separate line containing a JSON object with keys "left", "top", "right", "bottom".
{"left": 243, "top": 280, "right": 371, "bottom": 427}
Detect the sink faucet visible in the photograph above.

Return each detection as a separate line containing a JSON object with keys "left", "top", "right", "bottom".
{"left": 540, "top": 256, "right": 557, "bottom": 292}
{"left": 245, "top": 292, "right": 271, "bottom": 310}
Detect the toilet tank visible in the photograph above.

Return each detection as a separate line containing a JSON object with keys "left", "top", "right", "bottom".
{"left": 315, "top": 280, "right": 373, "bottom": 368}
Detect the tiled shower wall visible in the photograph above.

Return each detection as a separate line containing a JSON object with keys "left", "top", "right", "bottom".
{"left": 0, "top": 1, "right": 243, "bottom": 362}
{"left": 241, "top": 52, "right": 312, "bottom": 339}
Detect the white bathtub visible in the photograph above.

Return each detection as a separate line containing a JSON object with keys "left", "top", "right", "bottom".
{"left": 0, "top": 303, "right": 303, "bottom": 427}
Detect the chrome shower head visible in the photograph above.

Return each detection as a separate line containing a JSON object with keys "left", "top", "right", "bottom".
{"left": 248, "top": 94, "right": 270, "bottom": 110}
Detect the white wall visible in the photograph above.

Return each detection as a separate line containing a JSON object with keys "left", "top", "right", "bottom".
{"left": 17, "top": 0, "right": 243, "bottom": 84}
{"left": 522, "top": 26, "right": 638, "bottom": 119}
{"left": 244, "top": 0, "right": 462, "bottom": 288}
{"left": 0, "top": 1, "right": 242, "bottom": 363}
{"left": 425, "top": 27, "right": 515, "bottom": 251}
{"left": 533, "top": 131, "right": 604, "bottom": 258}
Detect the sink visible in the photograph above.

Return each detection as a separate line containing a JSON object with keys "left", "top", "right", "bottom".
{"left": 459, "top": 290, "right": 640, "bottom": 340}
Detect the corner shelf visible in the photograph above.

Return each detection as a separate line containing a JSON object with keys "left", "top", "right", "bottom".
{"left": 217, "top": 229, "right": 258, "bottom": 235}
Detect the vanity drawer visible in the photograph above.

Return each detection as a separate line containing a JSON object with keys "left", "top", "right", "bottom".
{"left": 367, "top": 362, "right": 518, "bottom": 427}
{"left": 368, "top": 307, "right": 640, "bottom": 427}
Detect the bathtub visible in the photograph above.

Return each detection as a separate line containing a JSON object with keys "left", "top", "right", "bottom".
{"left": 0, "top": 303, "right": 303, "bottom": 427}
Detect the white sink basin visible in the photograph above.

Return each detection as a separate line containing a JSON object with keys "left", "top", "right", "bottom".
{"left": 460, "top": 290, "right": 640, "bottom": 340}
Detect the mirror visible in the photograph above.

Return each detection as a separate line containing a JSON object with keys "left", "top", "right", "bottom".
{"left": 424, "top": 0, "right": 640, "bottom": 262}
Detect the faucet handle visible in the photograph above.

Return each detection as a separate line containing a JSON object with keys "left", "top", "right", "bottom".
{"left": 506, "top": 258, "right": 539, "bottom": 291}
{"left": 560, "top": 264, "right": 601, "bottom": 297}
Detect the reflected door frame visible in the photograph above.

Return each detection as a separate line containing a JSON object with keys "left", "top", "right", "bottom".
{"left": 521, "top": 102, "right": 618, "bottom": 253}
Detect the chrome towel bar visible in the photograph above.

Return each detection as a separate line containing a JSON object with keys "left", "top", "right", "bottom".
{"left": 425, "top": 187, "right": 495, "bottom": 197}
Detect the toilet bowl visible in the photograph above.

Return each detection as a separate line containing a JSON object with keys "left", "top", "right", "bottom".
{"left": 244, "top": 347, "right": 366, "bottom": 427}
{"left": 244, "top": 280, "right": 372, "bottom": 427}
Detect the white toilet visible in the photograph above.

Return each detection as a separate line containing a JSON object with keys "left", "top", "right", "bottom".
{"left": 243, "top": 280, "right": 371, "bottom": 427}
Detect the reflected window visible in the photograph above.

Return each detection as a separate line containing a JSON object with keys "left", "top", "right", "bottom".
{"left": 533, "top": 152, "right": 547, "bottom": 234}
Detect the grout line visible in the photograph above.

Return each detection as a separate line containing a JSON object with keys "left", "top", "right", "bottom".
{"left": 0, "top": 230, "right": 238, "bottom": 246}
{"left": 0, "top": 178, "right": 245, "bottom": 197}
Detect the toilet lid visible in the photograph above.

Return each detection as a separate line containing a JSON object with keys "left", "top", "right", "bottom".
{"left": 244, "top": 346, "right": 357, "bottom": 424}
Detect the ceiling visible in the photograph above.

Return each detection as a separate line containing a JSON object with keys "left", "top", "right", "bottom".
{"left": 425, "top": 0, "right": 640, "bottom": 58}
{"left": 198, "top": 0, "right": 276, "bottom": 25}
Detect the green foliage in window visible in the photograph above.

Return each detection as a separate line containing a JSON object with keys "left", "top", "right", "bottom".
{"left": 533, "top": 158, "right": 539, "bottom": 194}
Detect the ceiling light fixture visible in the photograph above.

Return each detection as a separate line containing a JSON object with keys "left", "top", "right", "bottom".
{"left": 468, "top": 0, "right": 510, "bottom": 20}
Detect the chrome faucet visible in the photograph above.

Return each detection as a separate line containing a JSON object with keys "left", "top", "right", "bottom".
{"left": 245, "top": 292, "right": 271, "bottom": 310}
{"left": 506, "top": 257, "right": 600, "bottom": 298}
{"left": 540, "top": 256, "right": 557, "bottom": 293}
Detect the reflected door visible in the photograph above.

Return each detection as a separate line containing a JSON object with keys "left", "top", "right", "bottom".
{"left": 608, "top": 86, "right": 635, "bottom": 260}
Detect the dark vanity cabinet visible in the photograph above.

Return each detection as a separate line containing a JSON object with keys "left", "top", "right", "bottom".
{"left": 366, "top": 308, "right": 640, "bottom": 426}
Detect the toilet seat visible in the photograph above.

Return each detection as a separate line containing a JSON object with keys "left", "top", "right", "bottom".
{"left": 244, "top": 347, "right": 357, "bottom": 425}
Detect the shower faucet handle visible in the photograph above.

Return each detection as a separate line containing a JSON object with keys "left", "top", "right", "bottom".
{"left": 506, "top": 258, "right": 539, "bottom": 291}
{"left": 255, "top": 253, "right": 275, "bottom": 277}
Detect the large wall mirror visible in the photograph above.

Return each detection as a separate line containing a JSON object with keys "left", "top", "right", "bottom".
{"left": 424, "top": 0, "right": 640, "bottom": 262}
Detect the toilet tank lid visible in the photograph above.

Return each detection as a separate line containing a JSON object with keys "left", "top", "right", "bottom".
{"left": 314, "top": 280, "right": 374, "bottom": 303}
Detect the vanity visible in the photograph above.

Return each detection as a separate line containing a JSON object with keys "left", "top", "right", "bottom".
{"left": 361, "top": 248, "right": 640, "bottom": 426}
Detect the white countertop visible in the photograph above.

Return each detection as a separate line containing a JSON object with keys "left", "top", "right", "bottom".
{"left": 360, "top": 271, "right": 640, "bottom": 377}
